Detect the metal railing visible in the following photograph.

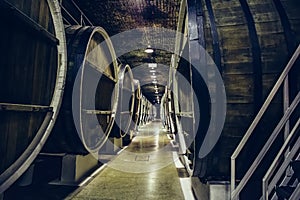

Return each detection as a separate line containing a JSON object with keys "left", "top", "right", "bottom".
{"left": 230, "top": 44, "right": 300, "bottom": 199}
{"left": 262, "top": 118, "right": 300, "bottom": 200}
{"left": 60, "top": 0, "right": 93, "bottom": 26}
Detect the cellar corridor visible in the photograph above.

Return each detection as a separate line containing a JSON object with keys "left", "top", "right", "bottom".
{"left": 1, "top": 0, "right": 299, "bottom": 199}
{"left": 66, "top": 120, "right": 194, "bottom": 200}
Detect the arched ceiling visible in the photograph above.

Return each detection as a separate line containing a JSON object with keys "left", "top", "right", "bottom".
{"left": 64, "top": 0, "right": 182, "bottom": 103}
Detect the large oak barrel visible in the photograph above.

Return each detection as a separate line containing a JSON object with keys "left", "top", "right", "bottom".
{"left": 43, "top": 26, "right": 119, "bottom": 154}
{"left": 130, "top": 80, "right": 142, "bottom": 130}
{"left": 110, "top": 64, "right": 135, "bottom": 138}
{"left": 0, "top": 0, "right": 66, "bottom": 193}
{"left": 138, "top": 96, "right": 152, "bottom": 125}
{"left": 174, "top": 0, "right": 300, "bottom": 185}
{"left": 139, "top": 96, "right": 146, "bottom": 125}
{"left": 161, "top": 89, "right": 170, "bottom": 129}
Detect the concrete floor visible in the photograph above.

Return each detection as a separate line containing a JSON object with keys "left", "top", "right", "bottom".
{"left": 66, "top": 121, "right": 193, "bottom": 200}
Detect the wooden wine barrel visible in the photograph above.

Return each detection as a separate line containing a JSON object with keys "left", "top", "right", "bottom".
{"left": 43, "top": 26, "right": 119, "bottom": 154}
{"left": 174, "top": 0, "right": 300, "bottom": 182}
{"left": 0, "top": 0, "right": 66, "bottom": 193}
{"left": 110, "top": 64, "right": 135, "bottom": 138}
{"left": 167, "top": 88, "right": 178, "bottom": 134}
{"left": 130, "top": 79, "right": 142, "bottom": 130}
{"left": 139, "top": 96, "right": 152, "bottom": 125}
{"left": 161, "top": 90, "right": 170, "bottom": 128}
{"left": 139, "top": 96, "right": 146, "bottom": 125}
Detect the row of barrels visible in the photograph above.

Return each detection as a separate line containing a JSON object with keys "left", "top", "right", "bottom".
{"left": 161, "top": 87, "right": 177, "bottom": 134}
{"left": 0, "top": 0, "right": 142, "bottom": 193}
{"left": 170, "top": 0, "right": 300, "bottom": 198}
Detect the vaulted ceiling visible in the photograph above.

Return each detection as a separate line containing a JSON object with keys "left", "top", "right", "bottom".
{"left": 65, "top": 0, "right": 182, "bottom": 103}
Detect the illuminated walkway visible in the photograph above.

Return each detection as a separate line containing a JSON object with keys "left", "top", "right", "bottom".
{"left": 66, "top": 121, "right": 194, "bottom": 200}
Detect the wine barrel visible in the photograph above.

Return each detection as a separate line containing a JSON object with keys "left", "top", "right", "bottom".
{"left": 139, "top": 96, "right": 146, "bottom": 125}
{"left": 167, "top": 88, "right": 178, "bottom": 134}
{"left": 130, "top": 79, "right": 142, "bottom": 130}
{"left": 161, "top": 89, "right": 169, "bottom": 128}
{"left": 139, "top": 96, "right": 152, "bottom": 125}
{"left": 0, "top": 0, "right": 66, "bottom": 193}
{"left": 110, "top": 64, "right": 135, "bottom": 138}
{"left": 43, "top": 26, "right": 119, "bottom": 154}
{"left": 174, "top": 0, "right": 300, "bottom": 181}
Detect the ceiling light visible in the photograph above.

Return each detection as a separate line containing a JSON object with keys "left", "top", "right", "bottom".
{"left": 145, "top": 45, "right": 154, "bottom": 53}
{"left": 151, "top": 75, "right": 157, "bottom": 78}
{"left": 152, "top": 80, "right": 157, "bottom": 83}
{"left": 150, "top": 70, "right": 156, "bottom": 73}
{"left": 148, "top": 63, "right": 157, "bottom": 68}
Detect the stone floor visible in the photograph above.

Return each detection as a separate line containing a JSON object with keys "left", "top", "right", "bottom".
{"left": 66, "top": 121, "right": 194, "bottom": 200}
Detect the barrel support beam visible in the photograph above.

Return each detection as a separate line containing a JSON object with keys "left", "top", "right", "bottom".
{"left": 0, "top": 103, "right": 52, "bottom": 112}
{"left": 86, "top": 60, "right": 117, "bottom": 83}
{"left": 83, "top": 109, "right": 114, "bottom": 115}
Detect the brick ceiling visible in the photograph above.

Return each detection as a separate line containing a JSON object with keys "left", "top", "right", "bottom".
{"left": 71, "top": 0, "right": 182, "bottom": 103}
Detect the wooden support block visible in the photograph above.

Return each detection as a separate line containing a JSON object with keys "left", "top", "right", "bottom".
{"left": 17, "top": 164, "right": 35, "bottom": 186}
{"left": 191, "top": 177, "right": 231, "bottom": 200}
{"left": 48, "top": 154, "right": 99, "bottom": 185}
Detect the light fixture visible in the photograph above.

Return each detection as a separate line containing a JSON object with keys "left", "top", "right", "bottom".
{"left": 148, "top": 63, "right": 157, "bottom": 68}
{"left": 145, "top": 45, "right": 154, "bottom": 53}
{"left": 149, "top": 70, "right": 156, "bottom": 73}
{"left": 155, "top": 91, "right": 159, "bottom": 94}
{"left": 152, "top": 80, "right": 157, "bottom": 84}
{"left": 151, "top": 75, "right": 157, "bottom": 79}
